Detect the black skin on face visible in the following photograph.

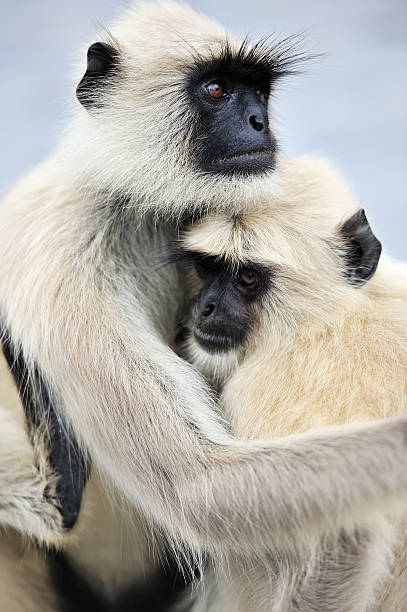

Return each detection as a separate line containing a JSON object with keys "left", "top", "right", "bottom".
{"left": 186, "top": 56, "right": 278, "bottom": 176}
{"left": 189, "top": 210, "right": 382, "bottom": 346}
{"left": 180, "top": 252, "right": 271, "bottom": 354}
{"left": 173, "top": 210, "right": 381, "bottom": 354}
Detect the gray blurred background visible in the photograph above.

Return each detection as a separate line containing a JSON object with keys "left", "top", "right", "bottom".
{"left": 1, "top": 0, "right": 406, "bottom": 257}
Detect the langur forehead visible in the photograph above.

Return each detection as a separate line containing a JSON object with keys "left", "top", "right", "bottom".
{"left": 183, "top": 210, "right": 332, "bottom": 268}
{"left": 183, "top": 214, "right": 276, "bottom": 264}
{"left": 183, "top": 215, "right": 247, "bottom": 262}
{"left": 109, "top": 1, "right": 289, "bottom": 80}
{"left": 111, "top": 1, "right": 234, "bottom": 60}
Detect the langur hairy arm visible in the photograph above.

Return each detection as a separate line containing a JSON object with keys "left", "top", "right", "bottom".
{"left": 24, "top": 291, "right": 407, "bottom": 557}
{"left": 0, "top": 178, "right": 406, "bottom": 557}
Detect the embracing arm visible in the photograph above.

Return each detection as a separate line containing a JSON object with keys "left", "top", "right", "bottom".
{"left": 14, "top": 296, "right": 407, "bottom": 557}
{"left": 0, "top": 178, "right": 405, "bottom": 556}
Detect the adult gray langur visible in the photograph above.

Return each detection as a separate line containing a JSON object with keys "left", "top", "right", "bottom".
{"left": 2, "top": 1, "right": 407, "bottom": 599}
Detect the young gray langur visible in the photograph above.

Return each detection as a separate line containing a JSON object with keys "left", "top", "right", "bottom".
{"left": 1, "top": 2, "right": 407, "bottom": 610}
{"left": 178, "top": 156, "right": 407, "bottom": 611}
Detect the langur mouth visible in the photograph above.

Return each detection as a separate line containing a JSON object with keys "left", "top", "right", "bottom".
{"left": 218, "top": 148, "right": 275, "bottom": 163}
{"left": 193, "top": 328, "right": 235, "bottom": 353}
{"left": 210, "top": 148, "right": 276, "bottom": 176}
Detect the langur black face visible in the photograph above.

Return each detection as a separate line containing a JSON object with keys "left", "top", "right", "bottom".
{"left": 180, "top": 252, "right": 270, "bottom": 353}
{"left": 187, "top": 53, "right": 278, "bottom": 176}
{"left": 175, "top": 209, "right": 382, "bottom": 356}
{"left": 76, "top": 35, "right": 304, "bottom": 196}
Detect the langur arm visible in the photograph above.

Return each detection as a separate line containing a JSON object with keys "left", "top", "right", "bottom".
{"left": 25, "top": 303, "right": 407, "bottom": 557}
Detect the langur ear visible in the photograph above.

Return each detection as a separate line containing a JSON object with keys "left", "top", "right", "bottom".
{"left": 339, "top": 209, "right": 382, "bottom": 287}
{"left": 76, "top": 42, "right": 119, "bottom": 109}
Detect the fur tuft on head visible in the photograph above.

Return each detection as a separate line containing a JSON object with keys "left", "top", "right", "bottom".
{"left": 188, "top": 33, "right": 311, "bottom": 83}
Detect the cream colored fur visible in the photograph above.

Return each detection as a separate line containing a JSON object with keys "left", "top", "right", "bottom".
{"left": 0, "top": 534, "right": 57, "bottom": 612}
{"left": 0, "top": 350, "right": 58, "bottom": 611}
{"left": 0, "top": 346, "right": 165, "bottom": 608}
{"left": 1, "top": 2, "right": 407, "bottom": 610}
{"left": 0, "top": 349, "right": 64, "bottom": 543}
{"left": 182, "top": 156, "right": 407, "bottom": 610}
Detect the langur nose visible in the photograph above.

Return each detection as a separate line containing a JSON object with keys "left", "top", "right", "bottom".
{"left": 201, "top": 303, "right": 215, "bottom": 318}
{"left": 249, "top": 115, "right": 264, "bottom": 131}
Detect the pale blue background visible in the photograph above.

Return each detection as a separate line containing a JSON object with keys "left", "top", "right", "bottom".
{"left": 1, "top": 0, "right": 406, "bottom": 257}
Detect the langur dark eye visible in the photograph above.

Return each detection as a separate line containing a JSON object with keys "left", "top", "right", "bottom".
{"left": 238, "top": 270, "right": 259, "bottom": 289}
{"left": 256, "top": 89, "right": 265, "bottom": 103}
{"left": 206, "top": 82, "right": 225, "bottom": 99}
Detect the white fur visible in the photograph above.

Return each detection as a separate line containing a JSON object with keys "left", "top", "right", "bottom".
{"left": 1, "top": 3, "right": 407, "bottom": 610}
